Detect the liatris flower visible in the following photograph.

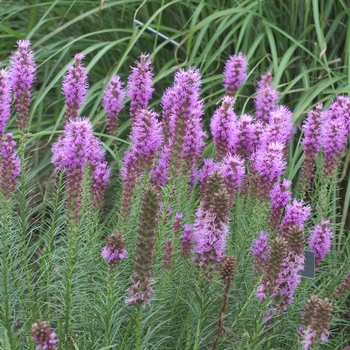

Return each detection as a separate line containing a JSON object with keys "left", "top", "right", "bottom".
{"left": 173, "top": 212, "right": 183, "bottom": 234}
{"left": 180, "top": 224, "right": 194, "bottom": 259}
{"left": 230, "top": 114, "right": 256, "bottom": 158}
{"left": 254, "top": 72, "right": 278, "bottom": 123}
{"left": 193, "top": 171, "right": 231, "bottom": 282}
{"left": 0, "top": 69, "right": 12, "bottom": 137}
{"left": 256, "top": 236, "right": 287, "bottom": 300}
{"left": 333, "top": 271, "right": 350, "bottom": 299}
{"left": 120, "top": 109, "right": 162, "bottom": 221}
{"left": 210, "top": 95, "right": 237, "bottom": 160}
{"left": 0, "top": 133, "right": 21, "bottom": 198}
{"left": 220, "top": 255, "right": 237, "bottom": 283}
{"left": 300, "top": 295, "right": 332, "bottom": 349}
{"left": 199, "top": 158, "right": 220, "bottom": 195}
{"left": 101, "top": 230, "right": 127, "bottom": 267}
{"left": 103, "top": 75, "right": 126, "bottom": 139}
{"left": 160, "top": 86, "right": 177, "bottom": 146}
{"left": 62, "top": 53, "right": 88, "bottom": 122}
{"left": 278, "top": 199, "right": 311, "bottom": 238}
{"left": 249, "top": 142, "right": 286, "bottom": 201}
{"left": 168, "top": 67, "right": 205, "bottom": 176}
{"left": 321, "top": 107, "right": 348, "bottom": 177}
{"left": 268, "top": 179, "right": 292, "bottom": 231}
{"left": 275, "top": 226, "right": 305, "bottom": 308}
{"left": 51, "top": 118, "right": 109, "bottom": 220}
{"left": 220, "top": 153, "right": 245, "bottom": 202}
{"left": 308, "top": 220, "right": 333, "bottom": 267}
{"left": 126, "top": 185, "right": 160, "bottom": 306}
{"left": 301, "top": 104, "right": 324, "bottom": 191}
{"left": 260, "top": 105, "right": 294, "bottom": 149}
{"left": 223, "top": 53, "right": 248, "bottom": 97}
{"left": 9, "top": 39, "right": 36, "bottom": 131}
{"left": 128, "top": 53, "right": 154, "bottom": 120}
{"left": 162, "top": 240, "right": 174, "bottom": 270}
{"left": 251, "top": 231, "right": 270, "bottom": 274}
{"left": 31, "top": 320, "right": 58, "bottom": 350}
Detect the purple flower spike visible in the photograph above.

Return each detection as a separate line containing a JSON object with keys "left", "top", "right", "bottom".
{"left": 0, "top": 133, "right": 21, "bottom": 198}
{"left": 128, "top": 53, "right": 154, "bottom": 120}
{"left": 103, "top": 75, "right": 126, "bottom": 139}
{"left": 309, "top": 220, "right": 333, "bottom": 267}
{"left": 181, "top": 224, "right": 194, "bottom": 259}
{"left": 0, "top": 69, "right": 12, "bottom": 136}
{"left": 102, "top": 230, "right": 127, "bottom": 267}
{"left": 220, "top": 153, "right": 245, "bottom": 201}
{"left": 62, "top": 53, "right": 88, "bottom": 122}
{"left": 255, "top": 72, "right": 278, "bottom": 123}
{"left": 301, "top": 104, "right": 324, "bottom": 191}
{"left": 250, "top": 142, "right": 286, "bottom": 200}
{"left": 322, "top": 100, "right": 349, "bottom": 177}
{"left": 223, "top": 53, "right": 248, "bottom": 97}
{"left": 210, "top": 95, "right": 237, "bottom": 160}
{"left": 10, "top": 39, "right": 36, "bottom": 130}
{"left": 230, "top": 114, "right": 262, "bottom": 159}
{"left": 279, "top": 199, "right": 311, "bottom": 237}
{"left": 120, "top": 109, "right": 163, "bottom": 221}
{"left": 251, "top": 231, "right": 270, "bottom": 274}
{"left": 31, "top": 320, "right": 59, "bottom": 350}
{"left": 269, "top": 179, "right": 292, "bottom": 231}
{"left": 260, "top": 105, "right": 294, "bottom": 149}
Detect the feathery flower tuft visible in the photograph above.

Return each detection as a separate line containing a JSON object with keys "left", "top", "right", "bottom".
{"left": 103, "top": 75, "right": 126, "bottom": 139}
{"left": 279, "top": 199, "right": 311, "bottom": 238}
{"left": 256, "top": 236, "right": 287, "bottom": 300}
{"left": 126, "top": 185, "right": 160, "bottom": 306}
{"left": 251, "top": 231, "right": 270, "bottom": 274}
{"left": 301, "top": 104, "right": 324, "bottom": 191}
{"left": 52, "top": 118, "right": 109, "bottom": 219}
{"left": 300, "top": 295, "right": 332, "bottom": 349}
{"left": 321, "top": 101, "right": 348, "bottom": 176}
{"left": 0, "top": 69, "right": 12, "bottom": 136}
{"left": 180, "top": 224, "right": 195, "bottom": 259}
{"left": 31, "top": 320, "right": 58, "bottom": 350}
{"left": 260, "top": 105, "right": 294, "bottom": 149}
{"left": 268, "top": 179, "right": 292, "bottom": 231}
{"left": 120, "top": 109, "right": 163, "bottom": 221}
{"left": 9, "top": 39, "right": 36, "bottom": 130}
{"left": 250, "top": 142, "right": 286, "bottom": 201}
{"left": 101, "top": 230, "right": 127, "bottom": 267}
{"left": 210, "top": 95, "right": 237, "bottom": 160}
{"left": 62, "top": 53, "right": 88, "bottom": 123}
{"left": 193, "top": 171, "right": 231, "bottom": 282}
{"left": 223, "top": 53, "right": 248, "bottom": 97}
{"left": 0, "top": 133, "right": 21, "bottom": 198}
{"left": 128, "top": 53, "right": 154, "bottom": 120}
{"left": 254, "top": 72, "right": 278, "bottom": 123}
{"left": 308, "top": 220, "right": 333, "bottom": 267}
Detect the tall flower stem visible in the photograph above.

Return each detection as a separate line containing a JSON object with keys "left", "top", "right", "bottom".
{"left": 0, "top": 198, "right": 16, "bottom": 348}
{"left": 63, "top": 221, "right": 78, "bottom": 346}
{"left": 135, "top": 304, "right": 143, "bottom": 350}
{"left": 104, "top": 266, "right": 118, "bottom": 346}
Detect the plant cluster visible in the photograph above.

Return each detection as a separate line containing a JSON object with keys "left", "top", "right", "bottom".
{"left": 0, "top": 37, "right": 350, "bottom": 350}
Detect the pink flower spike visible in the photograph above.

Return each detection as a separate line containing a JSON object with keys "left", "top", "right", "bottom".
{"left": 308, "top": 220, "right": 333, "bottom": 267}
{"left": 223, "top": 53, "right": 248, "bottom": 97}
{"left": 0, "top": 69, "right": 12, "bottom": 136}
{"left": 9, "top": 39, "right": 36, "bottom": 130}
{"left": 62, "top": 53, "right": 88, "bottom": 122}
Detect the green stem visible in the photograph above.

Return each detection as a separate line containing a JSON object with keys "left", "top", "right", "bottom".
{"left": 135, "top": 304, "right": 143, "bottom": 350}
{"left": 0, "top": 198, "right": 16, "bottom": 349}
{"left": 104, "top": 266, "right": 117, "bottom": 346}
